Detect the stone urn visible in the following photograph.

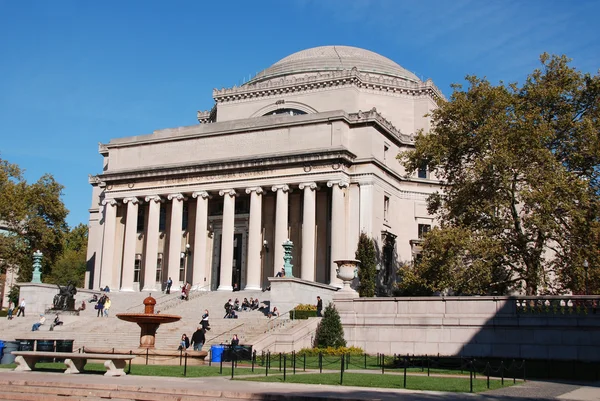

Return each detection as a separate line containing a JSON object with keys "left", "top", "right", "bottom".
{"left": 334, "top": 259, "right": 360, "bottom": 296}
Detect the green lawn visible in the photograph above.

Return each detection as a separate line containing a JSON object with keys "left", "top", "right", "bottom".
{"left": 237, "top": 372, "right": 515, "bottom": 393}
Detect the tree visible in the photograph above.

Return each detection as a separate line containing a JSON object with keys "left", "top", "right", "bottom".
{"left": 0, "top": 157, "right": 69, "bottom": 282}
{"left": 313, "top": 303, "right": 346, "bottom": 348}
{"left": 355, "top": 232, "right": 377, "bottom": 297}
{"left": 46, "top": 223, "right": 88, "bottom": 287}
{"left": 400, "top": 54, "right": 600, "bottom": 295}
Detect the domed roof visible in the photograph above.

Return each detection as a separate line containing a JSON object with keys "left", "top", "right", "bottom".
{"left": 248, "top": 46, "right": 419, "bottom": 84}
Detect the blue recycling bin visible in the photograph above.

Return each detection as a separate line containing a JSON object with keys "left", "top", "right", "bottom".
{"left": 0, "top": 341, "right": 4, "bottom": 360}
{"left": 211, "top": 345, "right": 224, "bottom": 363}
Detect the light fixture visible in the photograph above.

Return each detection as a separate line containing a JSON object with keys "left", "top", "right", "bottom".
{"left": 180, "top": 244, "right": 191, "bottom": 259}
{"left": 263, "top": 239, "right": 269, "bottom": 252}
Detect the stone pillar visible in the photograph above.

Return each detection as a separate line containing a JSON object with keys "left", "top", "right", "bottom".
{"left": 100, "top": 198, "right": 119, "bottom": 290}
{"left": 271, "top": 185, "right": 290, "bottom": 275}
{"left": 299, "top": 182, "right": 318, "bottom": 281}
{"left": 328, "top": 180, "right": 349, "bottom": 287}
{"left": 191, "top": 191, "right": 210, "bottom": 290}
{"left": 245, "top": 187, "right": 263, "bottom": 290}
{"left": 167, "top": 193, "right": 186, "bottom": 289}
{"left": 218, "top": 189, "right": 237, "bottom": 291}
{"left": 121, "top": 197, "right": 140, "bottom": 292}
{"left": 143, "top": 195, "right": 162, "bottom": 291}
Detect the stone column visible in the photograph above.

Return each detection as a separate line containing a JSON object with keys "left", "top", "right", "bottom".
{"left": 245, "top": 187, "right": 263, "bottom": 290}
{"left": 167, "top": 193, "right": 186, "bottom": 289}
{"left": 192, "top": 191, "right": 210, "bottom": 290}
{"left": 328, "top": 180, "right": 349, "bottom": 287}
{"left": 271, "top": 185, "right": 290, "bottom": 275}
{"left": 100, "top": 198, "right": 119, "bottom": 290}
{"left": 143, "top": 195, "right": 162, "bottom": 291}
{"left": 299, "top": 182, "right": 318, "bottom": 281}
{"left": 121, "top": 197, "right": 140, "bottom": 292}
{"left": 218, "top": 189, "right": 237, "bottom": 291}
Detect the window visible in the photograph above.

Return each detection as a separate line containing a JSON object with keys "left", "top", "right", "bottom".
{"left": 137, "top": 206, "right": 145, "bottom": 233}
{"left": 179, "top": 257, "right": 185, "bottom": 282}
{"left": 263, "top": 108, "right": 307, "bottom": 116}
{"left": 418, "top": 162, "right": 428, "bottom": 179}
{"left": 156, "top": 254, "right": 163, "bottom": 282}
{"left": 182, "top": 203, "right": 188, "bottom": 231}
{"left": 384, "top": 196, "right": 390, "bottom": 223}
{"left": 159, "top": 206, "right": 167, "bottom": 232}
{"left": 134, "top": 254, "right": 142, "bottom": 282}
{"left": 418, "top": 224, "right": 431, "bottom": 239}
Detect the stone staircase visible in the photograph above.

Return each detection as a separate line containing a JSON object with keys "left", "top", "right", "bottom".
{"left": 0, "top": 290, "right": 285, "bottom": 352}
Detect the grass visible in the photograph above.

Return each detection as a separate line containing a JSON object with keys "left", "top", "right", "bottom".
{"left": 236, "top": 372, "right": 515, "bottom": 393}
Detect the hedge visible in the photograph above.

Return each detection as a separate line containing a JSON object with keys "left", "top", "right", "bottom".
{"left": 289, "top": 310, "right": 317, "bottom": 320}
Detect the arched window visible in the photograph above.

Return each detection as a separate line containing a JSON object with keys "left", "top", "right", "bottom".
{"left": 263, "top": 108, "right": 307, "bottom": 116}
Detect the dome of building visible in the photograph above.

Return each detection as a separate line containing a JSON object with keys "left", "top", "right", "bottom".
{"left": 247, "top": 45, "right": 419, "bottom": 84}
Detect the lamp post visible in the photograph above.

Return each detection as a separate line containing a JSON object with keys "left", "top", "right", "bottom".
{"left": 583, "top": 260, "right": 589, "bottom": 295}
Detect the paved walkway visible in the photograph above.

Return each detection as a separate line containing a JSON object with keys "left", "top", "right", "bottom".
{"left": 0, "top": 370, "right": 598, "bottom": 400}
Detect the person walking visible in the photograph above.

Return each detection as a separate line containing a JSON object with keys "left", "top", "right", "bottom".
{"left": 191, "top": 327, "right": 206, "bottom": 351}
{"left": 316, "top": 296, "right": 323, "bottom": 317}
{"left": 103, "top": 297, "right": 111, "bottom": 317}
{"left": 17, "top": 298, "right": 26, "bottom": 317}
{"left": 166, "top": 277, "right": 173, "bottom": 294}
{"left": 7, "top": 301, "right": 14, "bottom": 320}
{"left": 96, "top": 295, "right": 106, "bottom": 317}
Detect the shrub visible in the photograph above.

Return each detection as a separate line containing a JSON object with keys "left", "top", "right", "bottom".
{"left": 296, "top": 346, "right": 364, "bottom": 356}
{"left": 289, "top": 310, "right": 317, "bottom": 320}
{"left": 313, "top": 303, "right": 346, "bottom": 348}
{"left": 294, "top": 304, "right": 317, "bottom": 311}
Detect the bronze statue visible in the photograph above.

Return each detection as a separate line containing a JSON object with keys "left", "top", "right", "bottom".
{"left": 53, "top": 281, "right": 77, "bottom": 310}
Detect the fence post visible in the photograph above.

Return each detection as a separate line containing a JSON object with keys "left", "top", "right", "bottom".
{"left": 486, "top": 362, "right": 490, "bottom": 389}
{"left": 146, "top": 348, "right": 149, "bottom": 365}
{"left": 469, "top": 360, "right": 474, "bottom": 393}
{"left": 304, "top": 353, "right": 306, "bottom": 372}
{"left": 283, "top": 354, "right": 287, "bottom": 381}
{"left": 252, "top": 350, "right": 256, "bottom": 372}
{"left": 265, "top": 352, "right": 269, "bottom": 377}
{"left": 293, "top": 351, "right": 296, "bottom": 374}
{"left": 279, "top": 352, "right": 282, "bottom": 372}
{"left": 220, "top": 355, "right": 223, "bottom": 374}
{"left": 364, "top": 353, "right": 367, "bottom": 369}
{"left": 427, "top": 356, "right": 430, "bottom": 376}
{"left": 403, "top": 356, "right": 407, "bottom": 388}
{"left": 184, "top": 352, "right": 188, "bottom": 377}
{"left": 319, "top": 352, "right": 323, "bottom": 374}
{"left": 382, "top": 354, "right": 385, "bottom": 375}
{"left": 340, "top": 354, "right": 345, "bottom": 385}
{"left": 501, "top": 361, "right": 504, "bottom": 385}
{"left": 513, "top": 359, "right": 516, "bottom": 384}
{"left": 523, "top": 359, "right": 527, "bottom": 382}
{"left": 128, "top": 350, "right": 132, "bottom": 374}
{"left": 231, "top": 352, "right": 235, "bottom": 379}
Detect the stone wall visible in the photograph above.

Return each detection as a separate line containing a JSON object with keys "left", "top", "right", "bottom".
{"left": 16, "top": 283, "right": 99, "bottom": 315}
{"left": 334, "top": 295, "right": 600, "bottom": 361}
{"left": 269, "top": 277, "right": 338, "bottom": 314}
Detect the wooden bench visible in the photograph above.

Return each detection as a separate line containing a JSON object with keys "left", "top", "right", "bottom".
{"left": 12, "top": 351, "right": 135, "bottom": 376}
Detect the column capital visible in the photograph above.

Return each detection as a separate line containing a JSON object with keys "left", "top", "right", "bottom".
{"left": 327, "top": 180, "right": 350, "bottom": 189}
{"left": 145, "top": 195, "right": 164, "bottom": 203}
{"left": 123, "top": 197, "right": 141, "bottom": 205}
{"left": 299, "top": 182, "right": 318, "bottom": 191}
{"left": 245, "top": 187, "right": 264, "bottom": 195}
{"left": 167, "top": 193, "right": 187, "bottom": 201}
{"left": 219, "top": 189, "right": 237, "bottom": 197}
{"left": 192, "top": 190, "right": 211, "bottom": 200}
{"left": 271, "top": 184, "right": 291, "bottom": 193}
{"left": 101, "top": 198, "right": 119, "bottom": 207}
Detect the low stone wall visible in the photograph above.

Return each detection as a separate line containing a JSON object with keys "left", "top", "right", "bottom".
{"left": 334, "top": 295, "right": 600, "bottom": 361}
{"left": 269, "top": 277, "right": 338, "bottom": 314}
{"left": 16, "top": 283, "right": 99, "bottom": 315}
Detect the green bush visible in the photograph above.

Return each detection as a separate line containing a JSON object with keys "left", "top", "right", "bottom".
{"left": 289, "top": 310, "right": 318, "bottom": 320}
{"left": 296, "top": 346, "right": 364, "bottom": 356}
{"left": 356, "top": 233, "right": 377, "bottom": 297}
{"left": 313, "top": 303, "right": 346, "bottom": 348}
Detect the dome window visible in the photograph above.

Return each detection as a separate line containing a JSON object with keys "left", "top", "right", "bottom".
{"left": 264, "top": 108, "right": 307, "bottom": 117}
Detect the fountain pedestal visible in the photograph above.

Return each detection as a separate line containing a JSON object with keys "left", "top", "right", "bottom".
{"left": 116, "top": 295, "right": 181, "bottom": 349}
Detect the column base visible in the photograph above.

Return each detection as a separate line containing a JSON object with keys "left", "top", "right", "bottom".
{"left": 244, "top": 285, "right": 262, "bottom": 291}
{"left": 142, "top": 287, "right": 158, "bottom": 292}
{"left": 217, "top": 285, "right": 233, "bottom": 291}
{"left": 119, "top": 287, "right": 135, "bottom": 292}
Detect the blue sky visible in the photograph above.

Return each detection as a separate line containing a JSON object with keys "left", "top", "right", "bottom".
{"left": 1, "top": 0, "right": 598, "bottom": 228}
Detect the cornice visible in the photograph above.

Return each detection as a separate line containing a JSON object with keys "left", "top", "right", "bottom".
{"left": 213, "top": 68, "right": 444, "bottom": 104}
{"left": 94, "top": 148, "right": 356, "bottom": 183}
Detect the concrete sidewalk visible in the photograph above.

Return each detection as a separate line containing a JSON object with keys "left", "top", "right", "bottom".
{"left": 0, "top": 370, "right": 598, "bottom": 400}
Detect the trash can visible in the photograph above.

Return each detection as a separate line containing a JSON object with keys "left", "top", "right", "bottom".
{"left": 55, "top": 340, "right": 74, "bottom": 362}
{"left": 210, "top": 345, "right": 224, "bottom": 363}
{"left": 36, "top": 340, "right": 55, "bottom": 362}
{"left": 1, "top": 341, "right": 19, "bottom": 364}
{"left": 0, "top": 341, "right": 4, "bottom": 361}
{"left": 17, "top": 340, "right": 34, "bottom": 351}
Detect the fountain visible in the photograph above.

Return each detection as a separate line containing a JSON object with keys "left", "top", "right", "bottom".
{"left": 116, "top": 295, "right": 181, "bottom": 348}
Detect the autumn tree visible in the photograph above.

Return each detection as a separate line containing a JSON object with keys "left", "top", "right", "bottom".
{"left": 400, "top": 54, "right": 600, "bottom": 295}
{"left": 0, "top": 157, "right": 69, "bottom": 282}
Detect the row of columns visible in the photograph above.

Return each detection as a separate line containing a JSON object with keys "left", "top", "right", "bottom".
{"left": 99, "top": 180, "right": 349, "bottom": 292}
